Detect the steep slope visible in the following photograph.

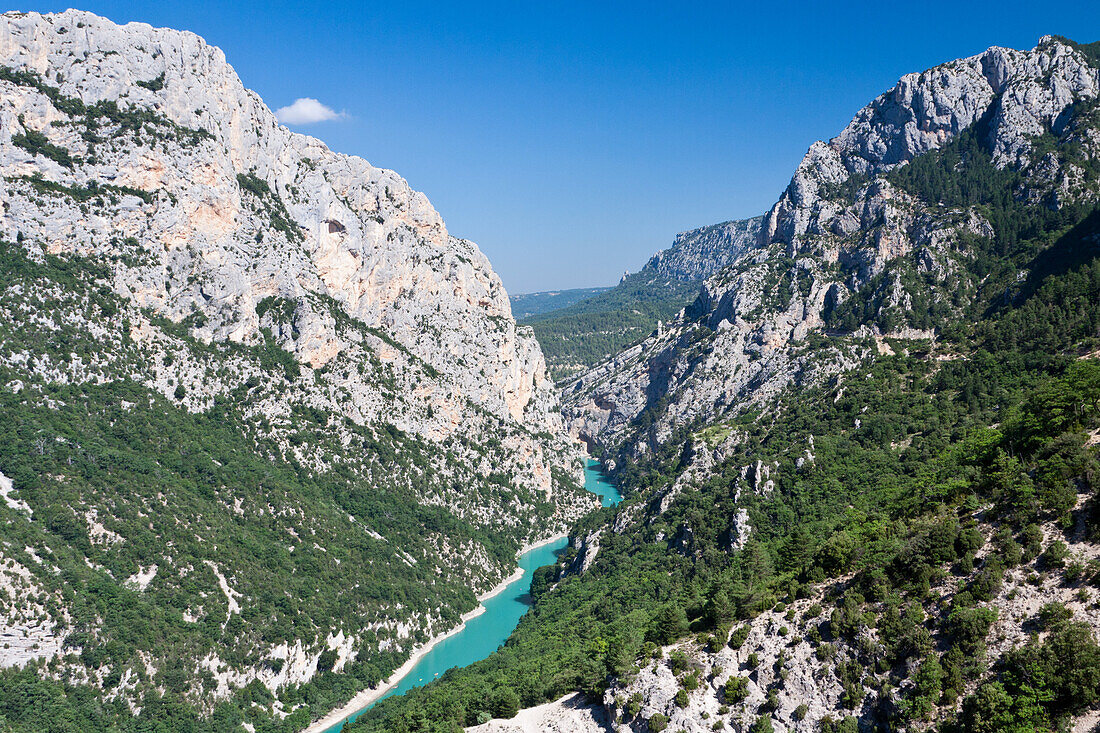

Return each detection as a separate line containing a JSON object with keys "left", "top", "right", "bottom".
{"left": 0, "top": 9, "right": 592, "bottom": 732}
{"left": 353, "top": 36, "right": 1100, "bottom": 733}
{"left": 524, "top": 217, "right": 761, "bottom": 381}
{"left": 0, "top": 9, "right": 557, "bottom": 428}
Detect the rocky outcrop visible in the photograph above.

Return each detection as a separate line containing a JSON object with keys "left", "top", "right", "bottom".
{"left": 602, "top": 507, "right": 1100, "bottom": 733}
{"left": 764, "top": 36, "right": 1098, "bottom": 248}
{"left": 467, "top": 693, "right": 613, "bottom": 733}
{"left": 563, "top": 36, "right": 1100, "bottom": 456}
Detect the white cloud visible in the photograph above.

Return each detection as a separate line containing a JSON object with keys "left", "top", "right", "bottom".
{"left": 275, "top": 97, "right": 346, "bottom": 125}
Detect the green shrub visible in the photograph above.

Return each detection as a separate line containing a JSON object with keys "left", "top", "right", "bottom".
{"left": 316, "top": 648, "right": 338, "bottom": 672}
{"left": 728, "top": 625, "right": 750, "bottom": 650}
{"left": 1042, "top": 540, "right": 1069, "bottom": 569}
{"left": 1038, "top": 602, "right": 1073, "bottom": 629}
{"left": 723, "top": 676, "right": 748, "bottom": 704}
{"left": 649, "top": 713, "right": 669, "bottom": 732}
{"left": 750, "top": 715, "right": 774, "bottom": 733}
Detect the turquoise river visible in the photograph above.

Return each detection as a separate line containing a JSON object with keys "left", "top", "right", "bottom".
{"left": 325, "top": 459, "right": 621, "bottom": 731}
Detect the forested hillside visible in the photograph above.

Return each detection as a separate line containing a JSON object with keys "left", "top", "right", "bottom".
{"left": 509, "top": 287, "right": 611, "bottom": 320}
{"left": 353, "top": 35, "right": 1100, "bottom": 733}
{"left": 521, "top": 272, "right": 700, "bottom": 381}
{"left": 358, "top": 258, "right": 1100, "bottom": 732}
{"left": 3, "top": 11, "right": 1100, "bottom": 733}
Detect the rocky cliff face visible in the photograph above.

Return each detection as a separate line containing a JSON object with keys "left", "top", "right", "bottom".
{"left": 764, "top": 37, "right": 1099, "bottom": 248}
{"left": 643, "top": 216, "right": 762, "bottom": 281}
{"left": 563, "top": 36, "right": 1100, "bottom": 457}
{"left": 0, "top": 9, "right": 557, "bottom": 429}
{"left": 0, "top": 9, "right": 591, "bottom": 722}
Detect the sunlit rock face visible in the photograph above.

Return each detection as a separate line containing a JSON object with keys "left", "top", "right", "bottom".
{"left": 0, "top": 8, "right": 560, "bottom": 430}
{"left": 643, "top": 216, "right": 763, "bottom": 281}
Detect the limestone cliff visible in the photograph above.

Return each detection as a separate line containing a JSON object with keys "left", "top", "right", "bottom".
{"left": 643, "top": 216, "right": 762, "bottom": 282}
{"left": 0, "top": 9, "right": 558, "bottom": 430}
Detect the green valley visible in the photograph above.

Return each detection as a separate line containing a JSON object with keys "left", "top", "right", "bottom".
{"left": 2, "top": 9, "right": 1100, "bottom": 733}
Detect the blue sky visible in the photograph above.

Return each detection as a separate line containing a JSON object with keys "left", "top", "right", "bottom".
{"left": 23, "top": 1, "right": 1100, "bottom": 293}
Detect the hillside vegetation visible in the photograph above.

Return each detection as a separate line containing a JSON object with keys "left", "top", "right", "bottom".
{"left": 0, "top": 239, "right": 583, "bottom": 733}
{"left": 353, "top": 210, "right": 1100, "bottom": 732}
{"left": 522, "top": 272, "right": 701, "bottom": 381}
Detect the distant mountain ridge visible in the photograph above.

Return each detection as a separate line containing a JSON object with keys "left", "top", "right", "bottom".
{"left": 509, "top": 287, "right": 611, "bottom": 319}
{"left": 643, "top": 216, "right": 763, "bottom": 281}
{"left": 520, "top": 216, "right": 765, "bottom": 381}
